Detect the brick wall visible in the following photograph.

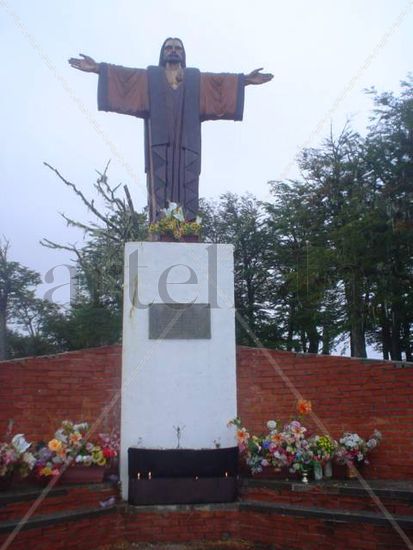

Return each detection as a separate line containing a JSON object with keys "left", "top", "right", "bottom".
{"left": 236, "top": 347, "right": 413, "bottom": 479}
{"left": 0, "top": 346, "right": 121, "bottom": 441}
{"left": 1, "top": 345, "right": 412, "bottom": 478}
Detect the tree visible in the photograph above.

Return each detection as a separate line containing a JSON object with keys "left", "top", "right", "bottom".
{"left": 201, "top": 193, "right": 277, "bottom": 346}
{"left": 42, "top": 163, "right": 148, "bottom": 349}
{"left": 265, "top": 179, "right": 341, "bottom": 354}
{"left": 0, "top": 239, "right": 61, "bottom": 360}
{"left": 362, "top": 76, "right": 413, "bottom": 360}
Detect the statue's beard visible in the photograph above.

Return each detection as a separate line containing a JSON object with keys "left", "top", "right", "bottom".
{"left": 164, "top": 52, "right": 182, "bottom": 63}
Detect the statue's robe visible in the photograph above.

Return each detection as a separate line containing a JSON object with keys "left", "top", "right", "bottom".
{"left": 98, "top": 64, "right": 245, "bottom": 222}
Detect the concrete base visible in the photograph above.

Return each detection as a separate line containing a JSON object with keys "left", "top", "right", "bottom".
{"left": 120, "top": 242, "right": 237, "bottom": 500}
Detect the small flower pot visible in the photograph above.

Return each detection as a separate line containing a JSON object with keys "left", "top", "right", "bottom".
{"left": 323, "top": 460, "right": 333, "bottom": 478}
{"left": 313, "top": 462, "right": 323, "bottom": 481}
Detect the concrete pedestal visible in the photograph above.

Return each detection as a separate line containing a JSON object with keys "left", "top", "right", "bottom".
{"left": 120, "top": 242, "right": 237, "bottom": 500}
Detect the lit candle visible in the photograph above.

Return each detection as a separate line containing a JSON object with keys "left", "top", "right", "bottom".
{"left": 137, "top": 472, "right": 141, "bottom": 480}
{"left": 148, "top": 471, "right": 152, "bottom": 480}
{"left": 225, "top": 472, "right": 228, "bottom": 478}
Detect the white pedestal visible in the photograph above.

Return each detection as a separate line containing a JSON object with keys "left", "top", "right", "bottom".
{"left": 120, "top": 242, "right": 237, "bottom": 500}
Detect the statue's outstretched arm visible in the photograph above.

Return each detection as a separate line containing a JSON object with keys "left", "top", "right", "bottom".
{"left": 68, "top": 53, "right": 100, "bottom": 74}
{"left": 245, "top": 68, "right": 273, "bottom": 86}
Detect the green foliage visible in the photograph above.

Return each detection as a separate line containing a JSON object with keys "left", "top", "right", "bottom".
{"left": 0, "top": 239, "right": 62, "bottom": 360}
{"left": 41, "top": 163, "right": 148, "bottom": 350}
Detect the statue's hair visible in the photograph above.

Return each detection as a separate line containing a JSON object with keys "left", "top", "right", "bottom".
{"left": 159, "top": 37, "right": 186, "bottom": 67}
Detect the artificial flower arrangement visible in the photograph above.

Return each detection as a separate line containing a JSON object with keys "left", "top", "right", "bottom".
{"left": 148, "top": 202, "right": 202, "bottom": 241}
{"left": 230, "top": 400, "right": 382, "bottom": 479}
{"left": 229, "top": 400, "right": 316, "bottom": 476}
{"left": 98, "top": 430, "right": 120, "bottom": 461}
{"left": 335, "top": 430, "right": 382, "bottom": 466}
{"left": 35, "top": 420, "right": 108, "bottom": 478}
{"left": 0, "top": 434, "right": 36, "bottom": 478}
{"left": 309, "top": 434, "right": 337, "bottom": 465}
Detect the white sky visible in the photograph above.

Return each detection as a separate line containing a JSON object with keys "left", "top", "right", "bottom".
{"left": 1, "top": 0, "right": 412, "bottom": 306}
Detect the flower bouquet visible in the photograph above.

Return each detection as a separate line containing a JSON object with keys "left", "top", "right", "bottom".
{"left": 35, "top": 421, "right": 108, "bottom": 484}
{"left": 149, "top": 202, "right": 202, "bottom": 242}
{"left": 336, "top": 430, "right": 382, "bottom": 465}
{"left": 309, "top": 435, "right": 337, "bottom": 479}
{"left": 99, "top": 430, "right": 120, "bottom": 480}
{"left": 230, "top": 416, "right": 313, "bottom": 478}
{"left": 0, "top": 434, "right": 36, "bottom": 489}
{"left": 334, "top": 430, "right": 382, "bottom": 478}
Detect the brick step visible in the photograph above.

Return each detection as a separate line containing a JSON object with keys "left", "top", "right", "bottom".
{"left": 0, "top": 505, "right": 116, "bottom": 534}
{"left": 0, "top": 482, "right": 118, "bottom": 522}
{"left": 240, "top": 478, "right": 413, "bottom": 516}
{"left": 240, "top": 499, "right": 413, "bottom": 527}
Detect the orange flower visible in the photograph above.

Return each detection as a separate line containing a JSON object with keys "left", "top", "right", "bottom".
{"left": 270, "top": 433, "right": 283, "bottom": 444}
{"left": 48, "top": 439, "right": 62, "bottom": 452}
{"left": 237, "top": 428, "right": 250, "bottom": 444}
{"left": 297, "top": 399, "right": 312, "bottom": 415}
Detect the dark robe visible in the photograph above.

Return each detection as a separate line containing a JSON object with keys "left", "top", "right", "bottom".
{"left": 98, "top": 63, "right": 245, "bottom": 222}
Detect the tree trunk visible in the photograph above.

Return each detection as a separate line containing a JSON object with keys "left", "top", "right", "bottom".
{"left": 286, "top": 306, "right": 294, "bottom": 351}
{"left": 345, "top": 275, "right": 367, "bottom": 358}
{"left": 390, "top": 307, "right": 402, "bottom": 361}
{"left": 0, "top": 308, "right": 7, "bottom": 361}
{"left": 307, "top": 326, "right": 320, "bottom": 354}
{"left": 321, "top": 326, "right": 331, "bottom": 355}
{"left": 381, "top": 306, "right": 391, "bottom": 360}
{"left": 402, "top": 321, "right": 412, "bottom": 362}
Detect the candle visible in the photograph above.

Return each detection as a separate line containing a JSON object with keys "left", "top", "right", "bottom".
{"left": 225, "top": 472, "right": 228, "bottom": 478}
{"left": 148, "top": 471, "right": 152, "bottom": 480}
{"left": 137, "top": 472, "right": 141, "bottom": 480}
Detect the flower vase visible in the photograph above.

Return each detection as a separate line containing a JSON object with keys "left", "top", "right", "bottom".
{"left": 346, "top": 463, "right": 358, "bottom": 479}
{"left": 313, "top": 462, "right": 323, "bottom": 481}
{"left": 324, "top": 460, "right": 333, "bottom": 478}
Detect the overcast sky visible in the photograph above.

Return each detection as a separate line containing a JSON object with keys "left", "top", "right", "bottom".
{"left": 1, "top": 0, "right": 412, "bottom": 305}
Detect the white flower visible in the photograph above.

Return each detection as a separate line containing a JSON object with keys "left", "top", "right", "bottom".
{"left": 172, "top": 206, "right": 185, "bottom": 222}
{"left": 73, "top": 422, "right": 89, "bottom": 432}
{"left": 11, "top": 434, "right": 31, "bottom": 454}
{"left": 55, "top": 429, "right": 67, "bottom": 443}
{"left": 266, "top": 420, "right": 277, "bottom": 431}
{"left": 22, "top": 452, "right": 36, "bottom": 468}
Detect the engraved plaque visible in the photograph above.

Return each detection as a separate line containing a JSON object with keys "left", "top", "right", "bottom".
{"left": 149, "top": 303, "right": 211, "bottom": 339}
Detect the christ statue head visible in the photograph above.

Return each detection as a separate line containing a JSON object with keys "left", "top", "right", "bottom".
{"left": 159, "top": 37, "right": 186, "bottom": 68}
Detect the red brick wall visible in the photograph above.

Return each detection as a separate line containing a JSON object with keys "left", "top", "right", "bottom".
{"left": 0, "top": 346, "right": 121, "bottom": 441}
{"left": 1, "top": 345, "right": 412, "bottom": 478}
{"left": 236, "top": 347, "right": 413, "bottom": 479}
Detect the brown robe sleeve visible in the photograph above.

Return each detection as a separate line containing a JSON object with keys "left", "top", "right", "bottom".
{"left": 200, "top": 73, "right": 245, "bottom": 122}
{"left": 98, "top": 63, "right": 149, "bottom": 118}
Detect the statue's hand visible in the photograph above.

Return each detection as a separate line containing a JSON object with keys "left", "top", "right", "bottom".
{"left": 245, "top": 68, "right": 273, "bottom": 86}
{"left": 68, "top": 53, "right": 99, "bottom": 73}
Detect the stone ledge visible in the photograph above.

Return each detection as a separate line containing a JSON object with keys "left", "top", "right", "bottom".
{"left": 0, "top": 481, "right": 116, "bottom": 507}
{"left": 0, "top": 487, "right": 68, "bottom": 507}
{"left": 0, "top": 505, "right": 116, "bottom": 533}
{"left": 123, "top": 502, "right": 240, "bottom": 513}
{"left": 240, "top": 499, "right": 413, "bottom": 527}
{"left": 240, "top": 478, "right": 413, "bottom": 501}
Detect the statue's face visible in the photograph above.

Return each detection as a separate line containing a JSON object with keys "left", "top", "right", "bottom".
{"left": 162, "top": 38, "right": 184, "bottom": 64}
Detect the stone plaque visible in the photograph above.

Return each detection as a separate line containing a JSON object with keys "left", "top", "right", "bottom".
{"left": 149, "top": 303, "right": 211, "bottom": 340}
